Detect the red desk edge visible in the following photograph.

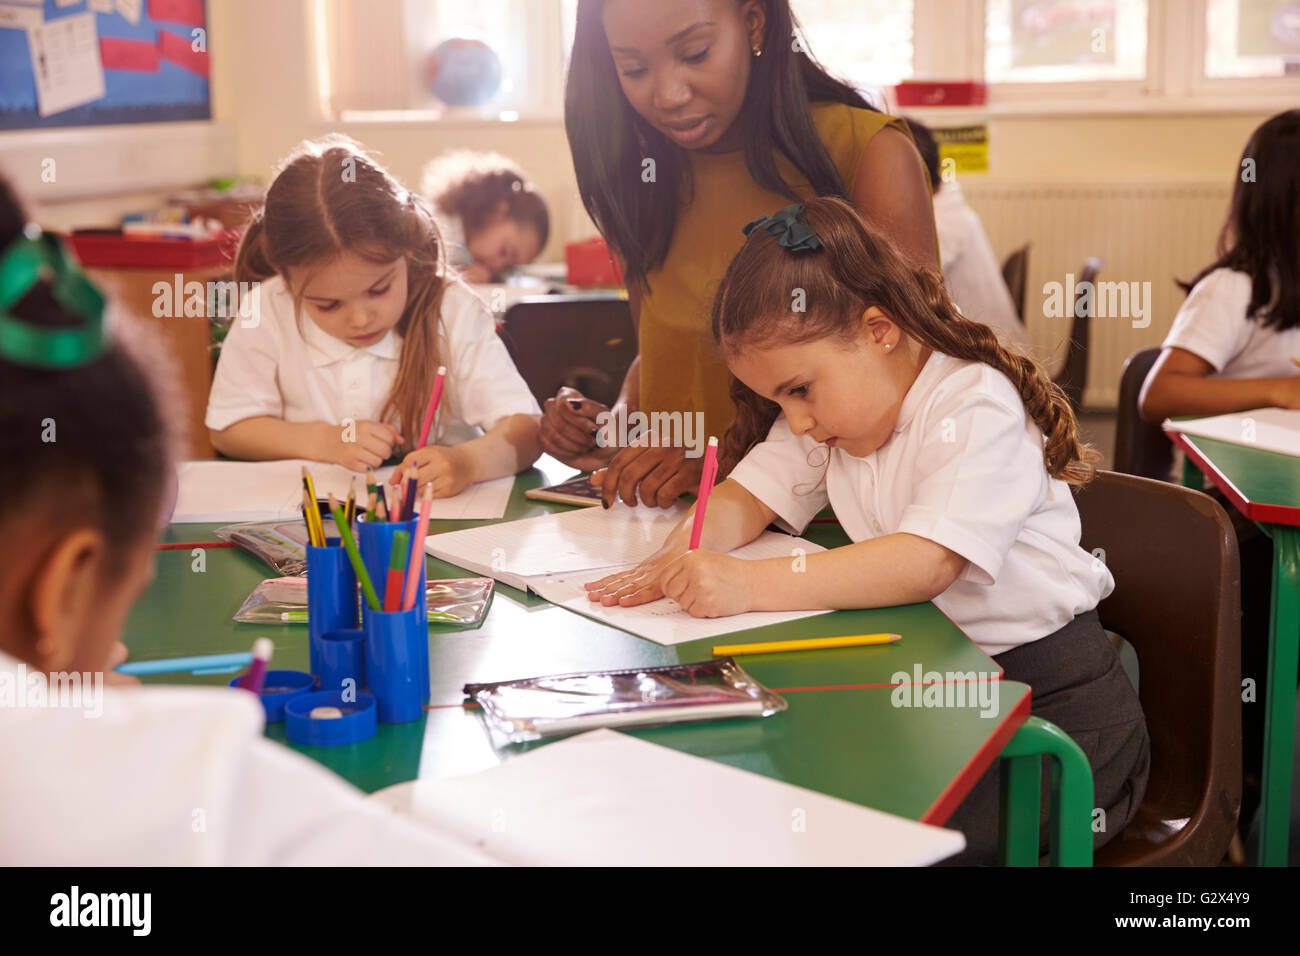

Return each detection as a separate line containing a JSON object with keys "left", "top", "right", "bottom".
{"left": 1169, "top": 431, "right": 1300, "bottom": 527}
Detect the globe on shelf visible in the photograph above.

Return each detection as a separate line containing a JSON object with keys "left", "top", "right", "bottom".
{"left": 425, "top": 37, "right": 503, "bottom": 107}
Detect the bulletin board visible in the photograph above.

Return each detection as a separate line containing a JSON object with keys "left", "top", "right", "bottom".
{"left": 0, "top": 0, "right": 210, "bottom": 130}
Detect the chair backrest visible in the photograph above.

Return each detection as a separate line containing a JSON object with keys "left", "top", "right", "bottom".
{"left": 1053, "top": 256, "right": 1102, "bottom": 413}
{"left": 498, "top": 295, "right": 636, "bottom": 408}
{"left": 1001, "top": 245, "right": 1030, "bottom": 324}
{"left": 1113, "top": 347, "right": 1174, "bottom": 480}
{"left": 1075, "top": 471, "right": 1241, "bottom": 865}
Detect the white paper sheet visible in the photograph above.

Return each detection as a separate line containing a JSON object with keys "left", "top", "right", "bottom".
{"left": 370, "top": 729, "right": 965, "bottom": 866}
{"left": 1164, "top": 407, "right": 1300, "bottom": 459}
{"left": 114, "top": 0, "right": 140, "bottom": 25}
{"left": 426, "top": 502, "right": 688, "bottom": 590}
{"left": 0, "top": 4, "right": 43, "bottom": 29}
{"left": 172, "top": 460, "right": 514, "bottom": 523}
{"left": 527, "top": 533, "right": 832, "bottom": 644}
{"left": 27, "top": 11, "right": 104, "bottom": 116}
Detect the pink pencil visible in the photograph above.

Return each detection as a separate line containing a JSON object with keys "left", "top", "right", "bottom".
{"left": 407, "top": 365, "right": 447, "bottom": 520}
{"left": 688, "top": 436, "right": 719, "bottom": 550}
{"left": 403, "top": 482, "right": 434, "bottom": 611}
{"left": 240, "top": 637, "right": 273, "bottom": 694}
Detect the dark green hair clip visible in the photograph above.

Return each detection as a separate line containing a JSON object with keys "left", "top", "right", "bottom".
{"left": 743, "top": 203, "right": 822, "bottom": 252}
{"left": 0, "top": 226, "right": 108, "bottom": 369}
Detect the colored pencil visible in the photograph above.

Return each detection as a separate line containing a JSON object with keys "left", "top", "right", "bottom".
{"left": 403, "top": 482, "right": 433, "bottom": 611}
{"left": 409, "top": 365, "right": 447, "bottom": 520}
{"left": 688, "top": 436, "right": 720, "bottom": 550}
{"left": 365, "top": 467, "right": 379, "bottom": 520}
{"left": 301, "top": 467, "right": 324, "bottom": 546}
{"left": 116, "top": 652, "right": 253, "bottom": 676}
{"left": 384, "top": 530, "right": 410, "bottom": 611}
{"left": 712, "top": 633, "right": 901, "bottom": 657}
{"left": 329, "top": 494, "right": 381, "bottom": 611}
{"left": 376, "top": 496, "right": 388, "bottom": 523}
{"left": 344, "top": 478, "right": 356, "bottom": 527}
{"left": 301, "top": 487, "right": 318, "bottom": 547}
{"left": 240, "top": 637, "right": 274, "bottom": 693}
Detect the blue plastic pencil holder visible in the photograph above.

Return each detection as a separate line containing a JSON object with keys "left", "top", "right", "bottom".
{"left": 284, "top": 690, "right": 378, "bottom": 746}
{"left": 228, "top": 669, "right": 315, "bottom": 722}
{"left": 306, "top": 539, "right": 359, "bottom": 684}
{"left": 362, "top": 604, "right": 426, "bottom": 723}
{"left": 357, "top": 513, "right": 429, "bottom": 700}
{"left": 317, "top": 628, "right": 366, "bottom": 695}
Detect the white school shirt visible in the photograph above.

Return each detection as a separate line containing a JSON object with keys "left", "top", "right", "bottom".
{"left": 0, "top": 650, "right": 498, "bottom": 866}
{"left": 205, "top": 276, "right": 540, "bottom": 444}
{"left": 1161, "top": 267, "right": 1300, "bottom": 380}
{"left": 728, "top": 351, "right": 1113, "bottom": 657}
{"left": 933, "top": 182, "right": 1030, "bottom": 350}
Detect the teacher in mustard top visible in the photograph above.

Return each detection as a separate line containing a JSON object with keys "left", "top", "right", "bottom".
{"left": 541, "top": 0, "right": 938, "bottom": 506}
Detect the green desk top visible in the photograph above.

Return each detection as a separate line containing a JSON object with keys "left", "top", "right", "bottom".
{"left": 130, "top": 461, "right": 1028, "bottom": 826}
{"left": 1173, "top": 433, "right": 1300, "bottom": 526}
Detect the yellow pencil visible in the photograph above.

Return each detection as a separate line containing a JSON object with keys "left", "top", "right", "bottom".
{"left": 712, "top": 633, "right": 901, "bottom": 656}
{"left": 301, "top": 466, "right": 325, "bottom": 546}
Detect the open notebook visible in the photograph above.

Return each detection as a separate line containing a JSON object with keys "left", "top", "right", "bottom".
{"left": 426, "top": 503, "right": 833, "bottom": 644}
{"left": 172, "top": 459, "right": 514, "bottom": 523}
{"left": 369, "top": 729, "right": 966, "bottom": 866}
{"left": 1164, "top": 408, "right": 1300, "bottom": 459}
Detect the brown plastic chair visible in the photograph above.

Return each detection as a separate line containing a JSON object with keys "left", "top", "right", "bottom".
{"left": 1114, "top": 347, "right": 1174, "bottom": 481}
{"left": 1001, "top": 244, "right": 1030, "bottom": 325}
{"left": 1074, "top": 471, "right": 1242, "bottom": 866}
{"left": 1052, "top": 257, "right": 1102, "bottom": 414}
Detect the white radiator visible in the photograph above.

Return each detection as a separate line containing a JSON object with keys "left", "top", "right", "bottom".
{"left": 961, "top": 181, "right": 1233, "bottom": 409}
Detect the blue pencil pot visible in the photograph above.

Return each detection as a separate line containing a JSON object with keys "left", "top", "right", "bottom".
{"left": 228, "top": 669, "right": 315, "bottom": 722}
{"left": 363, "top": 604, "right": 426, "bottom": 723}
{"left": 357, "top": 514, "right": 429, "bottom": 700}
{"left": 307, "top": 539, "right": 359, "bottom": 684}
{"left": 317, "top": 628, "right": 366, "bottom": 695}
{"left": 284, "top": 690, "right": 378, "bottom": 746}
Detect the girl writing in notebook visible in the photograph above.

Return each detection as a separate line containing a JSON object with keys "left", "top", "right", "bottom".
{"left": 0, "top": 178, "right": 492, "bottom": 865}
{"left": 542, "top": 0, "right": 936, "bottom": 508}
{"left": 586, "top": 198, "right": 1149, "bottom": 863}
{"left": 207, "top": 135, "right": 542, "bottom": 498}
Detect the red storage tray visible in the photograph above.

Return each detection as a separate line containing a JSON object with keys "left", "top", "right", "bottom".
{"left": 894, "top": 81, "right": 987, "bottom": 107}
{"left": 65, "top": 230, "right": 241, "bottom": 269}
{"left": 565, "top": 236, "right": 624, "bottom": 287}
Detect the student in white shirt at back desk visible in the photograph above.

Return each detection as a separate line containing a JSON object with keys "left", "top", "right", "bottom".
{"left": 905, "top": 119, "right": 1029, "bottom": 351}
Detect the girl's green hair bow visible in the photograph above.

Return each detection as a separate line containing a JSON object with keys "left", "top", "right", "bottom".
{"left": 742, "top": 203, "right": 822, "bottom": 252}
{"left": 0, "top": 225, "right": 108, "bottom": 369}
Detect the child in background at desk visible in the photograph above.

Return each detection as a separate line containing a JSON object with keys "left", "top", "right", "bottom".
{"left": 420, "top": 149, "right": 549, "bottom": 283}
{"left": 207, "top": 135, "right": 542, "bottom": 497}
{"left": 0, "top": 179, "right": 492, "bottom": 865}
{"left": 1139, "top": 109, "right": 1300, "bottom": 422}
{"left": 586, "top": 198, "right": 1149, "bottom": 864}
{"left": 1139, "top": 108, "right": 1300, "bottom": 841}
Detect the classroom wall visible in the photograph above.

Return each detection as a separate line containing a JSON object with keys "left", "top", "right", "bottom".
{"left": 209, "top": 1, "right": 1274, "bottom": 259}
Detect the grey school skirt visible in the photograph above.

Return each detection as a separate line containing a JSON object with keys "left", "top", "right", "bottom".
{"left": 938, "top": 608, "right": 1151, "bottom": 866}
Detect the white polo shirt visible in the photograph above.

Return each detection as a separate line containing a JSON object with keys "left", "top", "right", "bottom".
{"left": 728, "top": 351, "right": 1113, "bottom": 657}
{"left": 0, "top": 650, "right": 498, "bottom": 865}
{"left": 205, "top": 276, "right": 540, "bottom": 445}
{"left": 1162, "top": 267, "right": 1300, "bottom": 380}
{"left": 934, "top": 182, "right": 1029, "bottom": 350}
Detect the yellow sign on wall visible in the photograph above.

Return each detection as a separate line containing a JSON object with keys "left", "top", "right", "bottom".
{"left": 933, "top": 125, "right": 989, "bottom": 176}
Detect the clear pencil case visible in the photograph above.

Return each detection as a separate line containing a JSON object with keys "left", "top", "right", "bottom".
{"left": 214, "top": 517, "right": 339, "bottom": 576}
{"left": 464, "top": 658, "right": 787, "bottom": 747}
{"left": 234, "top": 576, "right": 495, "bottom": 626}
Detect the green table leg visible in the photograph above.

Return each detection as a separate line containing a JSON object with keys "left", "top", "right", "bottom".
{"left": 1258, "top": 524, "right": 1300, "bottom": 866}
{"left": 1181, "top": 455, "right": 1204, "bottom": 491}
{"left": 997, "top": 716, "right": 1095, "bottom": 867}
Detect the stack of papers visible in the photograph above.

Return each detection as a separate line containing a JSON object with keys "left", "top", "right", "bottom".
{"left": 172, "top": 459, "right": 515, "bottom": 523}
{"left": 426, "top": 503, "right": 833, "bottom": 644}
{"left": 371, "top": 729, "right": 965, "bottom": 866}
{"left": 1164, "top": 408, "right": 1300, "bottom": 459}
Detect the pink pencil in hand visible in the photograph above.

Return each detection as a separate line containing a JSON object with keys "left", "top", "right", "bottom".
{"left": 240, "top": 637, "right": 273, "bottom": 694}
{"left": 403, "top": 482, "right": 434, "bottom": 611}
{"left": 407, "top": 365, "right": 447, "bottom": 520}
{"left": 688, "top": 436, "right": 719, "bottom": 550}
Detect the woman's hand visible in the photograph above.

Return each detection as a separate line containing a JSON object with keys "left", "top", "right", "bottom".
{"left": 540, "top": 387, "right": 615, "bottom": 471}
{"left": 392, "top": 445, "right": 470, "bottom": 498}
{"left": 587, "top": 548, "right": 754, "bottom": 618}
{"left": 593, "top": 443, "right": 702, "bottom": 508}
{"left": 316, "top": 420, "right": 402, "bottom": 472}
